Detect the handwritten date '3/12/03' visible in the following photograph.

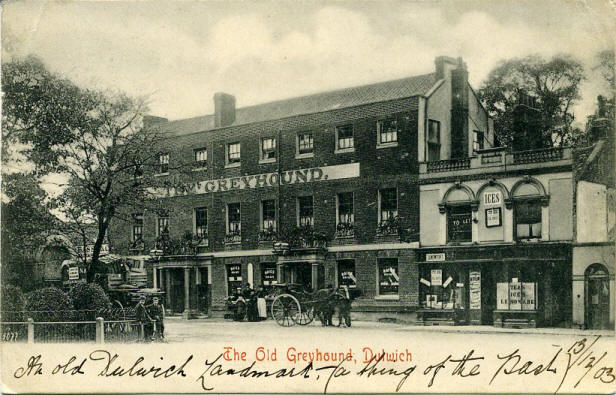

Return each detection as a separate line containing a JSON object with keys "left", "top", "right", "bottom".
{"left": 10, "top": 336, "right": 615, "bottom": 393}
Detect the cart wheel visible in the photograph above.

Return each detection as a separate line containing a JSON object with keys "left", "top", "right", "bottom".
{"left": 271, "top": 294, "right": 300, "bottom": 327}
{"left": 293, "top": 304, "right": 315, "bottom": 325}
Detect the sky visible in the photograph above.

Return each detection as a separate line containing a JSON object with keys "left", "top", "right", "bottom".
{"left": 2, "top": 0, "right": 615, "bottom": 124}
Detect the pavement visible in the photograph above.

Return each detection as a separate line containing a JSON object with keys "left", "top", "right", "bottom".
{"left": 161, "top": 316, "right": 614, "bottom": 343}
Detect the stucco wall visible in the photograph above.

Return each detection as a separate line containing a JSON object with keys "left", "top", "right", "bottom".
{"left": 576, "top": 181, "right": 608, "bottom": 243}
{"left": 549, "top": 178, "right": 573, "bottom": 241}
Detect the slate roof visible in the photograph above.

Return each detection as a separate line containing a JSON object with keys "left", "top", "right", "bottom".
{"left": 161, "top": 73, "right": 437, "bottom": 136}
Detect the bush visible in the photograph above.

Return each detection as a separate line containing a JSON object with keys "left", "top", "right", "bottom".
{"left": 67, "top": 283, "right": 111, "bottom": 312}
{"left": 25, "top": 287, "right": 72, "bottom": 320}
{"left": 1, "top": 284, "right": 25, "bottom": 321}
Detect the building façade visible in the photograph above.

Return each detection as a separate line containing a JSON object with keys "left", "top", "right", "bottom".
{"left": 109, "top": 56, "right": 491, "bottom": 321}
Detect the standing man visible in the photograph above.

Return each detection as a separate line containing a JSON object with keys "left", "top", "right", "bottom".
{"left": 135, "top": 296, "right": 153, "bottom": 341}
{"left": 336, "top": 285, "right": 352, "bottom": 328}
{"left": 149, "top": 297, "right": 165, "bottom": 340}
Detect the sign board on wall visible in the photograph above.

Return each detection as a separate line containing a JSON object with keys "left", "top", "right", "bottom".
{"left": 469, "top": 271, "right": 481, "bottom": 310}
{"left": 509, "top": 282, "right": 522, "bottom": 310}
{"left": 522, "top": 283, "right": 536, "bottom": 310}
{"left": 485, "top": 207, "right": 502, "bottom": 227}
{"left": 156, "top": 163, "right": 360, "bottom": 197}
{"left": 497, "top": 282, "right": 509, "bottom": 310}
{"left": 263, "top": 267, "right": 277, "bottom": 286}
{"left": 483, "top": 191, "right": 502, "bottom": 206}
{"left": 426, "top": 253, "right": 446, "bottom": 262}
{"left": 430, "top": 269, "right": 442, "bottom": 286}
{"left": 68, "top": 267, "right": 79, "bottom": 280}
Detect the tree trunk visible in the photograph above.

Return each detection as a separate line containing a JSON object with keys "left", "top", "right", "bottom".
{"left": 87, "top": 215, "right": 110, "bottom": 283}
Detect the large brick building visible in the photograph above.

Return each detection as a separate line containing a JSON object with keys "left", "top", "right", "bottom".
{"left": 111, "top": 56, "right": 491, "bottom": 321}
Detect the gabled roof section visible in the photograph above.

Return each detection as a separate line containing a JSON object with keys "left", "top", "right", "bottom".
{"left": 161, "top": 73, "right": 436, "bottom": 136}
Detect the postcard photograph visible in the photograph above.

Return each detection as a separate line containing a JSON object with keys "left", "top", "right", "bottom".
{"left": 1, "top": 0, "right": 615, "bottom": 393}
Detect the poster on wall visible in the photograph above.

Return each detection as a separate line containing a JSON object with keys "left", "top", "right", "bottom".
{"left": 509, "top": 282, "right": 522, "bottom": 310}
{"left": 262, "top": 265, "right": 277, "bottom": 286}
{"left": 522, "top": 282, "right": 536, "bottom": 310}
{"left": 227, "top": 264, "right": 243, "bottom": 295}
{"left": 469, "top": 271, "right": 481, "bottom": 310}
{"left": 497, "top": 282, "right": 509, "bottom": 310}
{"left": 431, "top": 269, "right": 442, "bottom": 286}
{"left": 485, "top": 207, "right": 502, "bottom": 227}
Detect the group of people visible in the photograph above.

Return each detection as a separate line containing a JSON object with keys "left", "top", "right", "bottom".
{"left": 316, "top": 284, "right": 352, "bottom": 328}
{"left": 227, "top": 283, "right": 268, "bottom": 322}
{"left": 135, "top": 296, "right": 165, "bottom": 341}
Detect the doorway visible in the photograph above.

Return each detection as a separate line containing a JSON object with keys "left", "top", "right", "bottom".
{"left": 170, "top": 269, "right": 185, "bottom": 314}
{"left": 585, "top": 263, "right": 610, "bottom": 329}
{"left": 283, "top": 262, "right": 312, "bottom": 290}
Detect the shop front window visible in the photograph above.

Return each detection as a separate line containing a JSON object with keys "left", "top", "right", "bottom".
{"left": 338, "top": 260, "right": 357, "bottom": 289}
{"left": 515, "top": 200, "right": 542, "bottom": 240}
{"left": 496, "top": 264, "right": 537, "bottom": 311}
{"left": 447, "top": 205, "right": 472, "bottom": 242}
{"left": 227, "top": 264, "right": 243, "bottom": 296}
{"left": 378, "top": 258, "right": 399, "bottom": 296}
{"left": 420, "top": 266, "right": 465, "bottom": 310}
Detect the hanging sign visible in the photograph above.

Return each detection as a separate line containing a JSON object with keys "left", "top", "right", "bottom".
{"left": 430, "top": 269, "right": 442, "bottom": 286}
{"left": 469, "top": 271, "right": 481, "bottom": 310}
{"left": 483, "top": 191, "right": 502, "bottom": 206}
{"left": 420, "top": 278, "right": 431, "bottom": 286}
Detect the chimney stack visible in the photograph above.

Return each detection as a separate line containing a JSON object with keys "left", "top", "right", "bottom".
{"left": 434, "top": 56, "right": 458, "bottom": 80}
{"left": 143, "top": 115, "right": 168, "bottom": 129}
{"left": 450, "top": 57, "right": 470, "bottom": 159}
{"left": 214, "top": 92, "right": 236, "bottom": 128}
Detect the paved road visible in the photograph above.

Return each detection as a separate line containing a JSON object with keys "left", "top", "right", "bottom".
{"left": 162, "top": 317, "right": 613, "bottom": 343}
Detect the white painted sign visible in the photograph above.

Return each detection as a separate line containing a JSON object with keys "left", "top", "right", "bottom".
{"left": 431, "top": 269, "right": 442, "bottom": 286}
{"left": 68, "top": 267, "right": 79, "bottom": 280}
{"left": 497, "top": 282, "right": 509, "bottom": 310}
{"left": 156, "top": 163, "right": 360, "bottom": 197}
{"left": 483, "top": 191, "right": 502, "bottom": 206}
{"left": 443, "top": 276, "right": 453, "bottom": 288}
{"left": 426, "top": 253, "right": 446, "bottom": 262}
{"left": 522, "top": 283, "right": 536, "bottom": 310}
{"left": 469, "top": 271, "right": 481, "bottom": 310}
{"left": 420, "top": 278, "right": 431, "bottom": 286}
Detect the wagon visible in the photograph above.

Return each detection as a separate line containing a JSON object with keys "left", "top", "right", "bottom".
{"left": 269, "top": 283, "right": 330, "bottom": 326}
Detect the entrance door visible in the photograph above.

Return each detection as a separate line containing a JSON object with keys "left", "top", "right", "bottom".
{"left": 586, "top": 264, "right": 610, "bottom": 329}
{"left": 283, "top": 263, "right": 312, "bottom": 290}
{"left": 197, "top": 267, "right": 209, "bottom": 314}
{"left": 171, "top": 269, "right": 185, "bottom": 314}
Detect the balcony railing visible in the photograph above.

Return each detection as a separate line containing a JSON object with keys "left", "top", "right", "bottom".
{"left": 511, "top": 147, "right": 564, "bottom": 164}
{"left": 334, "top": 223, "right": 355, "bottom": 239}
{"left": 426, "top": 158, "right": 471, "bottom": 173}
{"left": 224, "top": 232, "right": 242, "bottom": 244}
{"left": 422, "top": 146, "right": 571, "bottom": 174}
{"left": 258, "top": 229, "right": 278, "bottom": 243}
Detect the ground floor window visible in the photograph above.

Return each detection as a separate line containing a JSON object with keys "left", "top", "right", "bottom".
{"left": 377, "top": 258, "right": 399, "bottom": 295}
{"left": 496, "top": 263, "right": 537, "bottom": 311}
{"left": 419, "top": 265, "right": 465, "bottom": 309}
{"left": 261, "top": 263, "right": 278, "bottom": 290}
{"left": 226, "top": 264, "right": 242, "bottom": 296}
{"left": 337, "top": 259, "right": 356, "bottom": 289}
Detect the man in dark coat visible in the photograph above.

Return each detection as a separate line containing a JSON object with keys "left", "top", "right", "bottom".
{"left": 135, "top": 296, "right": 153, "bottom": 341}
{"left": 148, "top": 297, "right": 165, "bottom": 339}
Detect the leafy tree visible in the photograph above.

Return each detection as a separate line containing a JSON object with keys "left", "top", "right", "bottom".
{"left": 2, "top": 56, "right": 194, "bottom": 282}
{"left": 478, "top": 54, "right": 584, "bottom": 148}
{"left": 1, "top": 172, "right": 57, "bottom": 291}
{"left": 594, "top": 49, "right": 615, "bottom": 97}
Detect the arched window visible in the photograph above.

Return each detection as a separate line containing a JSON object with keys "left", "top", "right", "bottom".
{"left": 439, "top": 183, "right": 477, "bottom": 243}
{"left": 511, "top": 177, "right": 548, "bottom": 241}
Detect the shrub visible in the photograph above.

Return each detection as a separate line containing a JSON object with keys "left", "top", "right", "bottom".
{"left": 67, "top": 282, "right": 111, "bottom": 312}
{"left": 25, "top": 287, "right": 72, "bottom": 321}
{"left": 1, "top": 284, "right": 25, "bottom": 321}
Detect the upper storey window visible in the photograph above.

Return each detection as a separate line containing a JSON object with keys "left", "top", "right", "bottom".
{"left": 226, "top": 142, "right": 241, "bottom": 166}
{"left": 297, "top": 196, "right": 314, "bottom": 227}
{"left": 427, "top": 120, "right": 441, "bottom": 161}
{"left": 515, "top": 200, "right": 542, "bottom": 240}
{"left": 297, "top": 132, "right": 314, "bottom": 157}
{"left": 473, "top": 130, "right": 485, "bottom": 152}
{"left": 194, "top": 148, "right": 207, "bottom": 168}
{"left": 377, "top": 118, "right": 399, "bottom": 147}
{"left": 335, "top": 124, "right": 354, "bottom": 152}
{"left": 447, "top": 204, "right": 472, "bottom": 243}
{"left": 260, "top": 137, "right": 277, "bottom": 162}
